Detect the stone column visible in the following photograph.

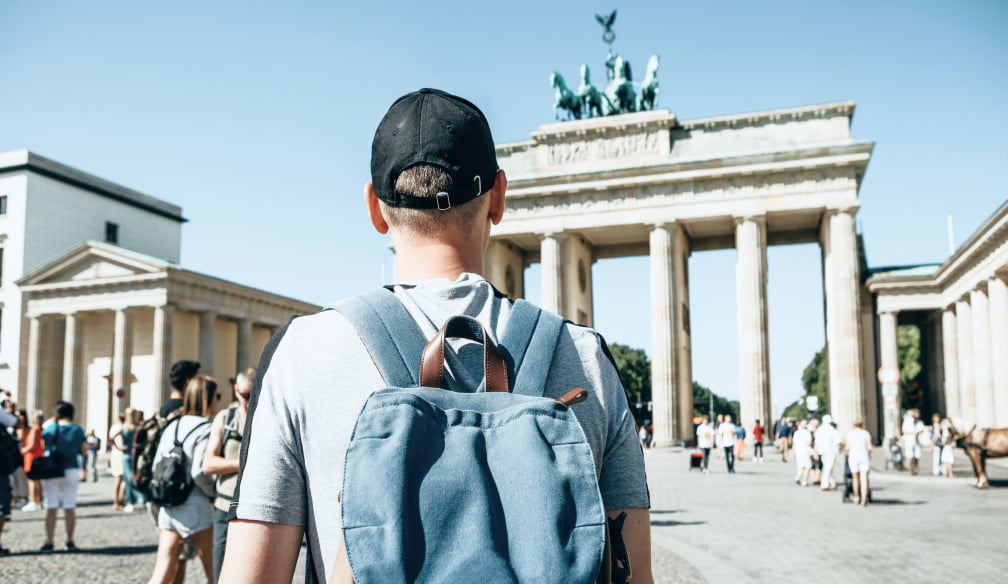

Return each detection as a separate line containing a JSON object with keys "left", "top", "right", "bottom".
{"left": 62, "top": 313, "right": 81, "bottom": 403}
{"left": 112, "top": 308, "right": 133, "bottom": 411}
{"left": 671, "top": 224, "right": 694, "bottom": 443}
{"left": 649, "top": 223, "right": 692, "bottom": 445}
{"left": 822, "top": 208, "right": 865, "bottom": 433}
{"left": 989, "top": 275, "right": 1008, "bottom": 426}
{"left": 562, "top": 235, "right": 595, "bottom": 327}
{"left": 199, "top": 312, "right": 217, "bottom": 379}
{"left": 941, "top": 306, "right": 960, "bottom": 420}
{"left": 735, "top": 215, "right": 771, "bottom": 438}
{"left": 237, "top": 318, "right": 254, "bottom": 371}
{"left": 485, "top": 240, "right": 526, "bottom": 300}
{"left": 539, "top": 233, "right": 567, "bottom": 317}
{"left": 955, "top": 298, "right": 975, "bottom": 423}
{"left": 970, "top": 286, "right": 995, "bottom": 427}
{"left": 878, "top": 311, "right": 900, "bottom": 446}
{"left": 650, "top": 223, "right": 678, "bottom": 447}
{"left": 152, "top": 305, "right": 174, "bottom": 404}
{"left": 25, "top": 315, "right": 42, "bottom": 414}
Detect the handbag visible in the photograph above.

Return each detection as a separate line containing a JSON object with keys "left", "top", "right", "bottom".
{"left": 0, "top": 430, "right": 21, "bottom": 476}
{"left": 27, "top": 425, "right": 67, "bottom": 480}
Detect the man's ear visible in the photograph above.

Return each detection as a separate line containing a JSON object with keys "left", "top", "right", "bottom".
{"left": 364, "top": 182, "right": 390, "bottom": 234}
{"left": 488, "top": 170, "right": 507, "bottom": 225}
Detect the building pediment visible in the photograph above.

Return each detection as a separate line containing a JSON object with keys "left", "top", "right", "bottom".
{"left": 16, "top": 240, "right": 169, "bottom": 288}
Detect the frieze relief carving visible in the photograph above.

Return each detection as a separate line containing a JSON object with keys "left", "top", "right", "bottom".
{"left": 543, "top": 131, "right": 664, "bottom": 166}
{"left": 506, "top": 167, "right": 857, "bottom": 219}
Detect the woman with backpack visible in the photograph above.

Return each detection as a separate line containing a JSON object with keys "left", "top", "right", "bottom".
{"left": 120, "top": 408, "right": 147, "bottom": 512}
{"left": 147, "top": 374, "right": 219, "bottom": 584}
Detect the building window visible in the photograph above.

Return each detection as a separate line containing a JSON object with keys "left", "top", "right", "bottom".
{"left": 105, "top": 221, "right": 119, "bottom": 244}
{"left": 0, "top": 195, "right": 7, "bottom": 214}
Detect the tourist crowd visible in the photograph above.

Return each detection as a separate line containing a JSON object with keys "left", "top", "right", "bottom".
{"left": 0, "top": 362, "right": 253, "bottom": 584}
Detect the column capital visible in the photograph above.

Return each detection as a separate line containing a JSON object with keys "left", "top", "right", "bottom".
{"left": 731, "top": 214, "right": 767, "bottom": 226}
{"left": 877, "top": 309, "right": 899, "bottom": 317}
{"left": 823, "top": 205, "right": 860, "bottom": 219}
{"left": 647, "top": 221, "right": 680, "bottom": 231}
{"left": 536, "top": 231, "right": 568, "bottom": 241}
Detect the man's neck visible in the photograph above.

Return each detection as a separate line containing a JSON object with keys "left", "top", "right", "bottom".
{"left": 393, "top": 241, "right": 483, "bottom": 282}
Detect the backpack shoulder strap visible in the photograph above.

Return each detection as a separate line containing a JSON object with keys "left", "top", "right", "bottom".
{"left": 175, "top": 420, "right": 210, "bottom": 447}
{"left": 499, "top": 299, "right": 565, "bottom": 397}
{"left": 329, "top": 288, "right": 426, "bottom": 388}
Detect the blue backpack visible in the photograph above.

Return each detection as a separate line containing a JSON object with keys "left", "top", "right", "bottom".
{"left": 330, "top": 289, "right": 613, "bottom": 583}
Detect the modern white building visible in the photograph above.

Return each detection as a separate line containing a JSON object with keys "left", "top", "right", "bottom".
{"left": 0, "top": 150, "right": 318, "bottom": 439}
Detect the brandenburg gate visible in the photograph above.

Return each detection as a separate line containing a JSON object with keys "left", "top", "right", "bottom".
{"left": 484, "top": 102, "right": 875, "bottom": 446}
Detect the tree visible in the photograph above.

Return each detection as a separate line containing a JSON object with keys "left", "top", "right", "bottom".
{"left": 898, "top": 325, "right": 923, "bottom": 409}
{"left": 788, "top": 347, "right": 830, "bottom": 419}
{"left": 692, "top": 381, "right": 739, "bottom": 421}
{"left": 608, "top": 343, "right": 651, "bottom": 424}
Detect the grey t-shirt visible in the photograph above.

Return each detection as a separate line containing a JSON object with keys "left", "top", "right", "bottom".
{"left": 231, "top": 274, "right": 649, "bottom": 581}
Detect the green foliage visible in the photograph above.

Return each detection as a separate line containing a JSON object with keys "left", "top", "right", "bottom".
{"left": 788, "top": 347, "right": 830, "bottom": 419}
{"left": 609, "top": 343, "right": 651, "bottom": 424}
{"left": 609, "top": 343, "right": 740, "bottom": 425}
{"left": 692, "top": 381, "right": 739, "bottom": 421}
{"left": 898, "top": 325, "right": 922, "bottom": 389}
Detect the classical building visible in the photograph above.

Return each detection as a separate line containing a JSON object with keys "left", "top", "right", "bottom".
{"left": 866, "top": 201, "right": 1008, "bottom": 443}
{"left": 485, "top": 102, "right": 876, "bottom": 446}
{"left": 1, "top": 150, "right": 319, "bottom": 439}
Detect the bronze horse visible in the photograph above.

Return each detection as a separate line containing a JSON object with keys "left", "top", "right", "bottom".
{"left": 948, "top": 421, "right": 1008, "bottom": 488}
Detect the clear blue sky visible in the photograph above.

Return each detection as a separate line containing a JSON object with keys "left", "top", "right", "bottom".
{"left": 2, "top": 1, "right": 1006, "bottom": 413}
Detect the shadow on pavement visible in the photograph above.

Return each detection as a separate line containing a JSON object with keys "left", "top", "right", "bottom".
{"left": 76, "top": 500, "right": 114, "bottom": 508}
{"left": 864, "top": 499, "right": 925, "bottom": 505}
{"left": 649, "top": 509, "right": 685, "bottom": 515}
{"left": 650, "top": 520, "right": 706, "bottom": 527}
{"left": 77, "top": 544, "right": 159, "bottom": 555}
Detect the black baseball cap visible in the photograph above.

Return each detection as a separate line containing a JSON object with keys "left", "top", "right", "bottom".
{"left": 370, "top": 88, "right": 498, "bottom": 210}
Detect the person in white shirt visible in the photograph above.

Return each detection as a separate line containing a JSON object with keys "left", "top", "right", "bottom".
{"left": 695, "top": 416, "right": 715, "bottom": 474}
{"left": 792, "top": 420, "right": 813, "bottom": 486}
{"left": 718, "top": 415, "right": 737, "bottom": 474}
{"left": 814, "top": 414, "right": 841, "bottom": 490}
{"left": 844, "top": 420, "right": 873, "bottom": 506}
{"left": 901, "top": 409, "right": 923, "bottom": 475}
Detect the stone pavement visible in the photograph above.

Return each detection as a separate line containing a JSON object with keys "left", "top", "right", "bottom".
{"left": 1, "top": 447, "right": 1004, "bottom": 582}
{"left": 646, "top": 444, "right": 1007, "bottom": 583}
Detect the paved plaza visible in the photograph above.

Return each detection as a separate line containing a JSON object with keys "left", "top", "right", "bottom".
{"left": 2, "top": 447, "right": 1004, "bottom": 582}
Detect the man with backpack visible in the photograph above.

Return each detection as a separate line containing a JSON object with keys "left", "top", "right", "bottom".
{"left": 222, "top": 88, "right": 652, "bottom": 583}
{"left": 202, "top": 368, "right": 254, "bottom": 583}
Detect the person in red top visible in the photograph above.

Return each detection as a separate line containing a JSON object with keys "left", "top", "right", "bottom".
{"left": 752, "top": 420, "right": 765, "bottom": 463}
{"left": 21, "top": 410, "right": 46, "bottom": 511}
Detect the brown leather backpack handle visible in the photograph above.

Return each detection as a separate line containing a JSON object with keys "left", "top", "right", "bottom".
{"left": 419, "top": 315, "right": 509, "bottom": 393}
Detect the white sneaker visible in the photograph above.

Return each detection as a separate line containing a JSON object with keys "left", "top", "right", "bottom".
{"left": 20, "top": 502, "right": 41, "bottom": 512}
{"left": 123, "top": 504, "right": 135, "bottom": 513}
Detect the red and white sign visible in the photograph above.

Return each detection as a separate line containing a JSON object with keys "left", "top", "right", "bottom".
{"left": 877, "top": 366, "right": 899, "bottom": 385}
